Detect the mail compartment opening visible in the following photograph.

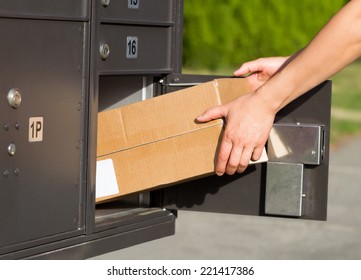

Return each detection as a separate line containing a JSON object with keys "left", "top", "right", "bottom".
{"left": 95, "top": 75, "right": 162, "bottom": 227}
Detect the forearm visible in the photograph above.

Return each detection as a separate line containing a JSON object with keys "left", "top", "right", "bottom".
{"left": 256, "top": 0, "right": 361, "bottom": 113}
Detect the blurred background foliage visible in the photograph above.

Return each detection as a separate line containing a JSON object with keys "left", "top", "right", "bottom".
{"left": 183, "top": 0, "right": 348, "bottom": 71}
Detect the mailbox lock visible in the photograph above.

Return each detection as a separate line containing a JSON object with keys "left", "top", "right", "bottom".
{"left": 7, "top": 88, "right": 22, "bottom": 109}
{"left": 7, "top": 143, "right": 16, "bottom": 156}
{"left": 101, "top": 0, "right": 111, "bottom": 7}
{"left": 99, "top": 42, "right": 110, "bottom": 60}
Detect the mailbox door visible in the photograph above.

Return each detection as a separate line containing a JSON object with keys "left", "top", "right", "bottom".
{"left": 0, "top": 16, "right": 87, "bottom": 254}
{"left": 157, "top": 74, "right": 331, "bottom": 221}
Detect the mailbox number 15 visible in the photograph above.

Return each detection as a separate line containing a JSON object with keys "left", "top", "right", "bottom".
{"left": 128, "top": 0, "right": 139, "bottom": 9}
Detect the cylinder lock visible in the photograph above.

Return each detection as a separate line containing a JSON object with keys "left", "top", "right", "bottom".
{"left": 101, "top": 0, "right": 111, "bottom": 8}
{"left": 99, "top": 42, "right": 110, "bottom": 60}
{"left": 7, "top": 88, "right": 22, "bottom": 109}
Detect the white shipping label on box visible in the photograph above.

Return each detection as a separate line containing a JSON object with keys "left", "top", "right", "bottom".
{"left": 96, "top": 159, "right": 119, "bottom": 198}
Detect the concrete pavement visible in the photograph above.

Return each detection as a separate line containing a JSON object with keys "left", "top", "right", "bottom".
{"left": 93, "top": 134, "right": 361, "bottom": 260}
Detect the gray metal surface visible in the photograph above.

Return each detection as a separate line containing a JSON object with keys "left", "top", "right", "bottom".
{"left": 0, "top": 18, "right": 86, "bottom": 252}
{"left": 0, "top": 0, "right": 89, "bottom": 20}
{"left": 265, "top": 162, "right": 304, "bottom": 217}
{"left": 98, "top": 24, "right": 173, "bottom": 74}
{"left": 99, "top": 0, "right": 174, "bottom": 25}
{"left": 0, "top": 208, "right": 175, "bottom": 259}
{"left": 98, "top": 76, "right": 154, "bottom": 111}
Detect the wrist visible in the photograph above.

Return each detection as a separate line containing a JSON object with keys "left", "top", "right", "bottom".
{"left": 254, "top": 83, "right": 285, "bottom": 115}
{"left": 254, "top": 68, "right": 300, "bottom": 114}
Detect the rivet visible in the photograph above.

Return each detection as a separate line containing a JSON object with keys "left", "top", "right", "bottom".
{"left": 7, "top": 143, "right": 16, "bottom": 156}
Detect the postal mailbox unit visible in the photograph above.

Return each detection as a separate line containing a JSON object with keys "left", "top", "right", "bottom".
{"left": 0, "top": 0, "right": 331, "bottom": 259}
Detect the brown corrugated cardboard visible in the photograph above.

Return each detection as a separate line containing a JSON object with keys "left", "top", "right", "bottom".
{"left": 96, "top": 78, "right": 268, "bottom": 203}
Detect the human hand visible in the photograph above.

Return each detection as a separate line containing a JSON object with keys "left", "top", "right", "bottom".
{"left": 196, "top": 92, "right": 275, "bottom": 175}
{"left": 234, "top": 57, "right": 289, "bottom": 91}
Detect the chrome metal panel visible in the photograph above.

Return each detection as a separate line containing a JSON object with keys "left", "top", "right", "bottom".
{"left": 268, "top": 123, "right": 325, "bottom": 165}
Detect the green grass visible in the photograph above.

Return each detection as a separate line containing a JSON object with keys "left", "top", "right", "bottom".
{"left": 330, "top": 60, "right": 361, "bottom": 146}
{"left": 331, "top": 61, "right": 361, "bottom": 110}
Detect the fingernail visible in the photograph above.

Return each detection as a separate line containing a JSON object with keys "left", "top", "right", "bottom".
{"left": 195, "top": 117, "right": 201, "bottom": 124}
{"left": 216, "top": 172, "right": 224, "bottom": 176}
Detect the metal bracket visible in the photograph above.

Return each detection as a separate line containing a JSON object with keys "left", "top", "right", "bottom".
{"left": 265, "top": 162, "right": 304, "bottom": 217}
{"left": 267, "top": 123, "right": 325, "bottom": 165}
{"left": 265, "top": 123, "right": 325, "bottom": 217}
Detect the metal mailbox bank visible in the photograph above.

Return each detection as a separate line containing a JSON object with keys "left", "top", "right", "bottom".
{"left": 0, "top": 0, "right": 331, "bottom": 259}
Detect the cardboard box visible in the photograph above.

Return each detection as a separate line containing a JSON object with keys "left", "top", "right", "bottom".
{"left": 96, "top": 78, "right": 268, "bottom": 203}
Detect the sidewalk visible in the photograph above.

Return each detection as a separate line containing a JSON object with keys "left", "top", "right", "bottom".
{"left": 93, "top": 135, "right": 361, "bottom": 260}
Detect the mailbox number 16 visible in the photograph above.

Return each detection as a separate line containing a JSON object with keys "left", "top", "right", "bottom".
{"left": 126, "top": 36, "right": 138, "bottom": 59}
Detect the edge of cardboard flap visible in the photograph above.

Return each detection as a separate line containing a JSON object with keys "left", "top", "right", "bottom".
{"left": 214, "top": 78, "right": 252, "bottom": 104}
{"left": 98, "top": 121, "right": 223, "bottom": 158}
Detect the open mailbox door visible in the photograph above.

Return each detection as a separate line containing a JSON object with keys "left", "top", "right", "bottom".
{"left": 156, "top": 74, "right": 331, "bottom": 221}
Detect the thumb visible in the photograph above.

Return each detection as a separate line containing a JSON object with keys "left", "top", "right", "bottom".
{"left": 196, "top": 105, "right": 226, "bottom": 123}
